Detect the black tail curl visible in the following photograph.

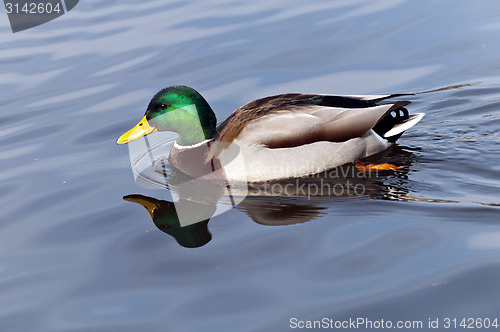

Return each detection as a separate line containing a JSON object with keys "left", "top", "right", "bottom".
{"left": 373, "top": 107, "right": 410, "bottom": 143}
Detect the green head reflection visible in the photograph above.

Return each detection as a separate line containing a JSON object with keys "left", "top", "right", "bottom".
{"left": 124, "top": 194, "right": 212, "bottom": 248}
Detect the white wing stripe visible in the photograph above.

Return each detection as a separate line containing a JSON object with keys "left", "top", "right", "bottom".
{"left": 384, "top": 113, "right": 425, "bottom": 138}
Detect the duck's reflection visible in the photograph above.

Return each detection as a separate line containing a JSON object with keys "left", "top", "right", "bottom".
{"left": 241, "top": 198, "right": 327, "bottom": 226}
{"left": 124, "top": 194, "right": 213, "bottom": 248}
{"left": 124, "top": 145, "right": 419, "bottom": 248}
{"left": 124, "top": 194, "right": 331, "bottom": 248}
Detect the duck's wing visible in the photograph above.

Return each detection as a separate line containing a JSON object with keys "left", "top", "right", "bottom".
{"left": 234, "top": 102, "right": 410, "bottom": 149}
{"left": 215, "top": 93, "right": 412, "bottom": 149}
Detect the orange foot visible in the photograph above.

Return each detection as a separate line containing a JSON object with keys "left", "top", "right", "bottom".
{"left": 354, "top": 159, "right": 401, "bottom": 172}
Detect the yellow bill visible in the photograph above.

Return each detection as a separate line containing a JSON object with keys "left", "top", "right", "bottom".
{"left": 123, "top": 195, "right": 160, "bottom": 219}
{"left": 116, "top": 116, "right": 157, "bottom": 144}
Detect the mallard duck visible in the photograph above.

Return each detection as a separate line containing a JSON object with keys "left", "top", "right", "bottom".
{"left": 117, "top": 85, "right": 424, "bottom": 182}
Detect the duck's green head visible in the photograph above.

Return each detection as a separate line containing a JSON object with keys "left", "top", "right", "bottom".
{"left": 117, "top": 85, "right": 217, "bottom": 146}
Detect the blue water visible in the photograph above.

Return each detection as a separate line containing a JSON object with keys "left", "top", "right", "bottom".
{"left": 1, "top": 0, "right": 500, "bottom": 331}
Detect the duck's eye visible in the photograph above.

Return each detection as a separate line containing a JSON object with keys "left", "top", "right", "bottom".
{"left": 159, "top": 104, "right": 167, "bottom": 110}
